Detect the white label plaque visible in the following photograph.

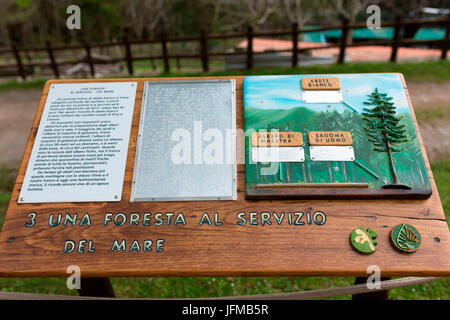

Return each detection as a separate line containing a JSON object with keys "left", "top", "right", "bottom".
{"left": 302, "top": 90, "right": 343, "bottom": 103}
{"left": 309, "top": 146, "right": 355, "bottom": 162}
{"left": 19, "top": 82, "right": 137, "bottom": 203}
{"left": 252, "top": 147, "right": 305, "bottom": 163}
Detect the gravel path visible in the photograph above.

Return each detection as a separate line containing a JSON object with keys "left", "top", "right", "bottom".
{"left": 407, "top": 82, "right": 450, "bottom": 160}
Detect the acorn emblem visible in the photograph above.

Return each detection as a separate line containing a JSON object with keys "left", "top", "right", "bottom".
{"left": 350, "top": 227, "right": 378, "bottom": 254}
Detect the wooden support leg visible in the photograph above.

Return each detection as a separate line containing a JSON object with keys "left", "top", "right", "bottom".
{"left": 78, "top": 277, "right": 115, "bottom": 297}
{"left": 352, "top": 277, "right": 391, "bottom": 300}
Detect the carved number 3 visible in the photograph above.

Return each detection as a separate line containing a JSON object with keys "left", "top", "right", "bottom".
{"left": 25, "top": 212, "right": 36, "bottom": 227}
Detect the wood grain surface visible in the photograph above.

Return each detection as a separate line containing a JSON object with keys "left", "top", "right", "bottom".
{"left": 0, "top": 75, "right": 448, "bottom": 278}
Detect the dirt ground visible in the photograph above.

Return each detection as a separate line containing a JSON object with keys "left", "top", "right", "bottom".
{"left": 0, "top": 82, "right": 449, "bottom": 168}
{"left": 407, "top": 82, "right": 450, "bottom": 161}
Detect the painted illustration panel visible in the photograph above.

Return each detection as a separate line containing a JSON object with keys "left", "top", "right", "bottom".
{"left": 243, "top": 74, "right": 432, "bottom": 199}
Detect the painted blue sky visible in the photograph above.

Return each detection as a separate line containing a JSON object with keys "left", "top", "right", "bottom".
{"left": 243, "top": 74, "right": 411, "bottom": 114}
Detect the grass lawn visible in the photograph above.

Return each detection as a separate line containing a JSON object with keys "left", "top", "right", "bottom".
{"left": 1, "top": 60, "right": 450, "bottom": 92}
{"left": 0, "top": 60, "right": 448, "bottom": 299}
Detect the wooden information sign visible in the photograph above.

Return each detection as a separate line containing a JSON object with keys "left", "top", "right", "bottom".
{"left": 0, "top": 76, "right": 448, "bottom": 293}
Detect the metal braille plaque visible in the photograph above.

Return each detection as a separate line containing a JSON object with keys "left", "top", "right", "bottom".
{"left": 131, "top": 80, "right": 237, "bottom": 202}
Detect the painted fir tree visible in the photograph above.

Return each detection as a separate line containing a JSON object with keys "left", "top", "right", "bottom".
{"left": 362, "top": 88, "right": 410, "bottom": 188}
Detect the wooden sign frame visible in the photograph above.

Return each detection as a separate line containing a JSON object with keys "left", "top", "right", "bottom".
{"left": 0, "top": 76, "right": 448, "bottom": 280}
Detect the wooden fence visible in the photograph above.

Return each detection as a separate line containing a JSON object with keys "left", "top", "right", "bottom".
{"left": 1, "top": 16, "right": 450, "bottom": 80}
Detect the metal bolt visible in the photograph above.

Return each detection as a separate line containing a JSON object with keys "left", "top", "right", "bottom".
{"left": 114, "top": 195, "right": 118, "bottom": 199}
{"left": 7, "top": 237, "right": 15, "bottom": 243}
{"left": 434, "top": 237, "right": 440, "bottom": 243}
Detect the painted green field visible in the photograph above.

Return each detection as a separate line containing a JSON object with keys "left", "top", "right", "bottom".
{"left": 245, "top": 107, "right": 430, "bottom": 192}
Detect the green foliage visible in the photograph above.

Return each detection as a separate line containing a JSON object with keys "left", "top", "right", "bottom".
{"left": 0, "top": 192, "right": 10, "bottom": 230}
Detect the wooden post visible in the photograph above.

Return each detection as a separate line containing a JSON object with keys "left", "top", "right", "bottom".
{"left": 84, "top": 40, "right": 95, "bottom": 77}
{"left": 441, "top": 18, "right": 450, "bottom": 60}
{"left": 161, "top": 34, "right": 170, "bottom": 73}
{"left": 352, "top": 277, "right": 391, "bottom": 300}
{"left": 390, "top": 15, "right": 403, "bottom": 63}
{"left": 78, "top": 277, "right": 115, "bottom": 297}
{"left": 246, "top": 25, "right": 254, "bottom": 70}
{"left": 11, "top": 44, "right": 26, "bottom": 80}
{"left": 338, "top": 18, "right": 349, "bottom": 64}
{"left": 24, "top": 50, "right": 32, "bottom": 63}
{"left": 292, "top": 22, "right": 299, "bottom": 67}
{"left": 150, "top": 56, "right": 157, "bottom": 70}
{"left": 123, "top": 35, "right": 134, "bottom": 75}
{"left": 200, "top": 29, "right": 209, "bottom": 72}
{"left": 45, "top": 41, "right": 59, "bottom": 78}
